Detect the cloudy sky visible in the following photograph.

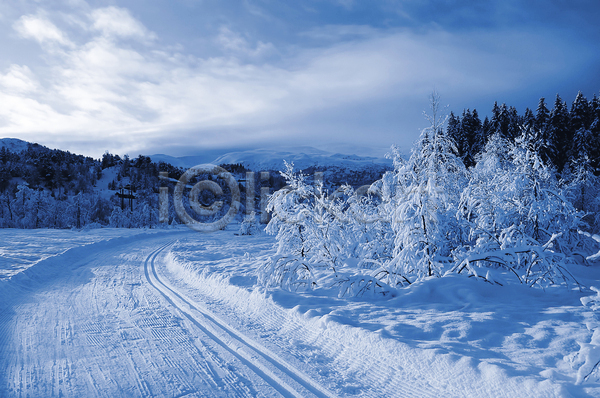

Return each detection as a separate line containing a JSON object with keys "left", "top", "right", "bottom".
{"left": 0, "top": 0, "right": 599, "bottom": 159}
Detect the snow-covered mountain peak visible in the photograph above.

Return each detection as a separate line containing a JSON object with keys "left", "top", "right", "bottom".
{"left": 151, "top": 146, "right": 394, "bottom": 172}
{"left": 211, "top": 146, "right": 393, "bottom": 172}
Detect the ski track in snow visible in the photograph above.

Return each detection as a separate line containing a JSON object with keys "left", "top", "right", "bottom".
{"left": 144, "top": 241, "right": 333, "bottom": 398}
{"left": 1, "top": 227, "right": 599, "bottom": 397}
{"left": 0, "top": 230, "right": 301, "bottom": 397}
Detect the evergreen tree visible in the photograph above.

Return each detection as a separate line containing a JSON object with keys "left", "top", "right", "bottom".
{"left": 570, "top": 92, "right": 594, "bottom": 170}
{"left": 481, "top": 116, "right": 493, "bottom": 146}
{"left": 571, "top": 91, "right": 593, "bottom": 134}
{"left": 590, "top": 94, "right": 600, "bottom": 172}
{"left": 491, "top": 101, "right": 503, "bottom": 137}
{"left": 490, "top": 103, "right": 519, "bottom": 140}
{"left": 446, "top": 111, "right": 463, "bottom": 157}
{"left": 507, "top": 106, "right": 521, "bottom": 140}
{"left": 468, "top": 109, "right": 487, "bottom": 159}
{"left": 463, "top": 109, "right": 483, "bottom": 167}
{"left": 523, "top": 108, "right": 535, "bottom": 129}
{"left": 549, "top": 94, "right": 571, "bottom": 172}
{"left": 535, "top": 97, "right": 550, "bottom": 132}
{"left": 534, "top": 97, "right": 555, "bottom": 167}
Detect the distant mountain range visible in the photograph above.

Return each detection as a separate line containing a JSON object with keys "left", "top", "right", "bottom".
{"left": 151, "top": 146, "right": 393, "bottom": 172}
{"left": 151, "top": 146, "right": 395, "bottom": 189}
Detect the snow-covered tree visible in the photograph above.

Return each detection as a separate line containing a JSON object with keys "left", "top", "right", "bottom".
{"left": 261, "top": 162, "right": 394, "bottom": 296}
{"left": 239, "top": 212, "right": 260, "bottom": 235}
{"left": 454, "top": 127, "right": 582, "bottom": 287}
{"left": 386, "top": 92, "right": 467, "bottom": 283}
{"left": 260, "top": 93, "right": 595, "bottom": 294}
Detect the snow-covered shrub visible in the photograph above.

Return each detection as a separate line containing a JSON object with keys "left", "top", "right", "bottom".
{"left": 259, "top": 162, "right": 393, "bottom": 296}
{"left": 238, "top": 212, "right": 260, "bottom": 235}
{"left": 260, "top": 162, "right": 342, "bottom": 291}
{"left": 82, "top": 222, "right": 103, "bottom": 230}
{"left": 109, "top": 206, "right": 128, "bottom": 228}
{"left": 341, "top": 180, "right": 395, "bottom": 277}
{"left": 384, "top": 93, "right": 468, "bottom": 284}
{"left": 454, "top": 128, "right": 583, "bottom": 287}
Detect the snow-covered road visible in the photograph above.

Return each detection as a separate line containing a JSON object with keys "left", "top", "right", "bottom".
{"left": 1, "top": 228, "right": 600, "bottom": 397}
{"left": 0, "top": 231, "right": 331, "bottom": 397}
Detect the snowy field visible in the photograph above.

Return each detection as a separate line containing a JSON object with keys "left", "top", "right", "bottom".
{"left": 1, "top": 226, "right": 600, "bottom": 397}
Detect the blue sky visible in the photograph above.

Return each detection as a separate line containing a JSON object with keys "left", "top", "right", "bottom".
{"left": 0, "top": 0, "right": 599, "bottom": 159}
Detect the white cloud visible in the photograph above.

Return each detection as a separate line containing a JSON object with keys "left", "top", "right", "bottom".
{"left": 90, "top": 7, "right": 155, "bottom": 40}
{"left": 13, "top": 14, "right": 73, "bottom": 47}
{"left": 216, "top": 26, "right": 275, "bottom": 59}
{"left": 0, "top": 65, "right": 39, "bottom": 94}
{"left": 300, "top": 25, "right": 382, "bottom": 41}
{"left": 1, "top": 6, "right": 596, "bottom": 157}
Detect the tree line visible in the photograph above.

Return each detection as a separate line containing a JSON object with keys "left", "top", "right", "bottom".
{"left": 0, "top": 142, "right": 268, "bottom": 229}
{"left": 447, "top": 92, "right": 600, "bottom": 173}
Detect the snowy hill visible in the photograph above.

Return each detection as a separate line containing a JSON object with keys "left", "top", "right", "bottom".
{"left": 0, "top": 137, "right": 30, "bottom": 153}
{"left": 211, "top": 146, "right": 392, "bottom": 172}
{"left": 151, "top": 146, "right": 394, "bottom": 188}
{"left": 151, "top": 146, "right": 393, "bottom": 172}
{"left": 149, "top": 153, "right": 221, "bottom": 169}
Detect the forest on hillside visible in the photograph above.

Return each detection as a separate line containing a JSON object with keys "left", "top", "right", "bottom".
{"left": 0, "top": 141, "right": 267, "bottom": 229}
{"left": 0, "top": 144, "right": 182, "bottom": 228}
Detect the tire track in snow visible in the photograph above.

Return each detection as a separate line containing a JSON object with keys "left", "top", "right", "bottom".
{"left": 144, "top": 242, "right": 334, "bottom": 398}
